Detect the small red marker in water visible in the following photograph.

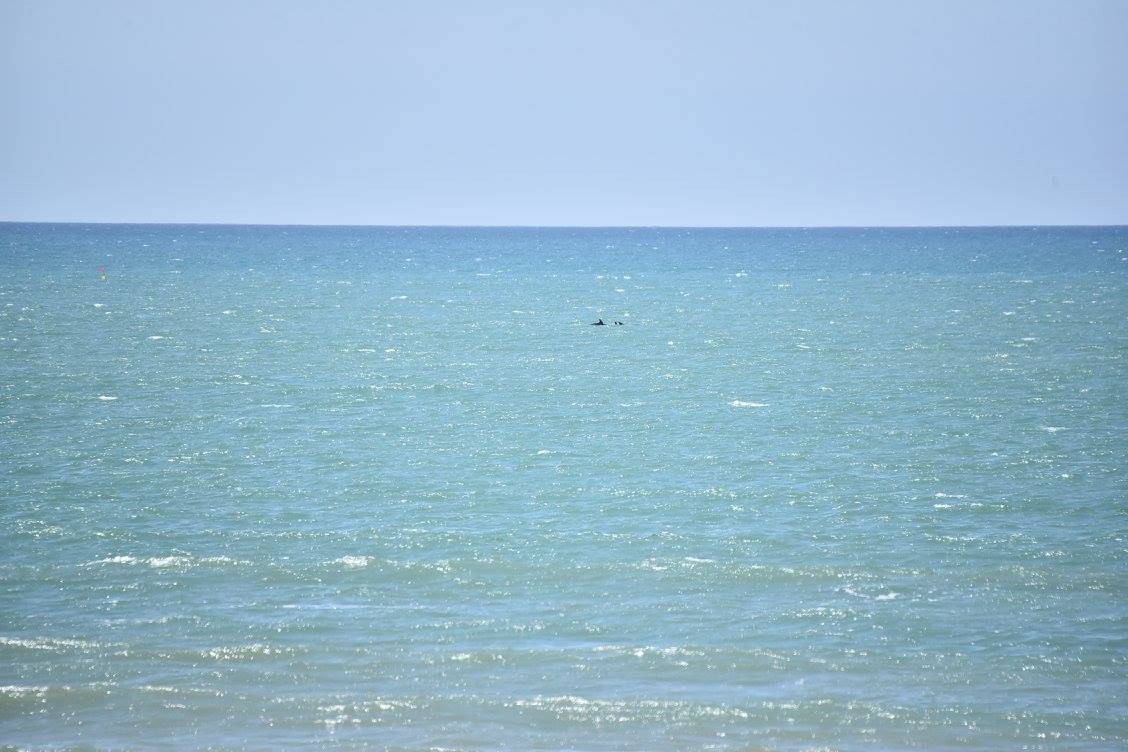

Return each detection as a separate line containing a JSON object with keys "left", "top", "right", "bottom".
{"left": 99, "top": 266, "right": 107, "bottom": 281}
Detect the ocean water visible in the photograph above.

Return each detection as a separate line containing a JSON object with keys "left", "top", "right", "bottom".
{"left": 1, "top": 223, "right": 1126, "bottom": 751}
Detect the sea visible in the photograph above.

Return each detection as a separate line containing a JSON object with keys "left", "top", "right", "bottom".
{"left": 1, "top": 223, "right": 1126, "bottom": 751}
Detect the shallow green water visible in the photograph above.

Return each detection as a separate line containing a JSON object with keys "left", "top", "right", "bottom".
{"left": 1, "top": 224, "right": 1126, "bottom": 750}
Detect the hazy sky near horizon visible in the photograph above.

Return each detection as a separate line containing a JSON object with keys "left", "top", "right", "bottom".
{"left": 2, "top": 0, "right": 1126, "bottom": 226}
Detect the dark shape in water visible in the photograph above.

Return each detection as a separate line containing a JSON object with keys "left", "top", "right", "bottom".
{"left": 591, "top": 319, "right": 605, "bottom": 326}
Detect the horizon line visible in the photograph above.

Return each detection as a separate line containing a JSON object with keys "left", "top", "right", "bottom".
{"left": 2, "top": 220, "right": 1127, "bottom": 231}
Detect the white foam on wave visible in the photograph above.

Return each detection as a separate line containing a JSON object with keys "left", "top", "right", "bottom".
{"left": 199, "top": 556, "right": 242, "bottom": 564}
{"left": 148, "top": 556, "right": 192, "bottom": 568}
{"left": 1041, "top": 426, "right": 1067, "bottom": 433}
{"left": 730, "top": 400, "right": 768, "bottom": 408}
{"left": 86, "top": 554, "right": 242, "bottom": 568}
{"left": 934, "top": 492, "right": 967, "bottom": 499}
{"left": 0, "top": 685, "right": 51, "bottom": 697}
{"left": 205, "top": 643, "right": 285, "bottom": 660}
{"left": 0, "top": 636, "right": 99, "bottom": 651}
{"left": 97, "top": 395, "right": 118, "bottom": 401}
{"left": 536, "top": 449, "right": 552, "bottom": 455}
{"left": 90, "top": 555, "right": 140, "bottom": 565}
{"left": 595, "top": 644, "right": 705, "bottom": 659}
{"left": 843, "top": 586, "right": 900, "bottom": 602}
{"left": 335, "top": 555, "right": 373, "bottom": 569}
{"left": 147, "top": 335, "right": 165, "bottom": 340}
{"left": 510, "top": 695, "right": 750, "bottom": 720}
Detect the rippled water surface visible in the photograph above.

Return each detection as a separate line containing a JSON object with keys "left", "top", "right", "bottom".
{"left": 2, "top": 224, "right": 1126, "bottom": 750}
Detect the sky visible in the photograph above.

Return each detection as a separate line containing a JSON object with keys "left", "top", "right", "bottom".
{"left": 2, "top": 0, "right": 1126, "bottom": 226}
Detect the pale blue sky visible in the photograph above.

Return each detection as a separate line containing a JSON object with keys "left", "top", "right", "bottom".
{"left": 2, "top": 0, "right": 1126, "bottom": 226}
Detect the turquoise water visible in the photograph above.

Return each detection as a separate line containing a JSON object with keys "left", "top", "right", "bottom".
{"left": 1, "top": 223, "right": 1126, "bottom": 750}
